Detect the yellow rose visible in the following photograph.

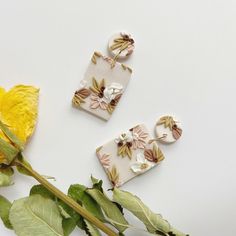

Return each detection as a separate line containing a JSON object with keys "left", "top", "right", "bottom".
{"left": 0, "top": 85, "right": 39, "bottom": 165}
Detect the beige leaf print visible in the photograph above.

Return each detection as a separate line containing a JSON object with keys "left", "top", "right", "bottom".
{"left": 107, "top": 166, "right": 120, "bottom": 187}
{"left": 117, "top": 144, "right": 132, "bottom": 159}
{"left": 157, "top": 116, "right": 175, "bottom": 130}
{"left": 91, "top": 51, "right": 102, "bottom": 64}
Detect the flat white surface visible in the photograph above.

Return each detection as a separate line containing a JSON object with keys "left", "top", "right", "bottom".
{"left": 0, "top": 1, "right": 236, "bottom": 235}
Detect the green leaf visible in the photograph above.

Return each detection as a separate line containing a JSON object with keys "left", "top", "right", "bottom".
{"left": 57, "top": 200, "right": 85, "bottom": 230}
{"left": 0, "top": 120, "right": 24, "bottom": 151}
{"left": 62, "top": 218, "right": 77, "bottom": 236}
{"left": 68, "top": 184, "right": 105, "bottom": 222}
{"left": 9, "top": 194, "right": 64, "bottom": 236}
{"left": 113, "top": 188, "right": 187, "bottom": 236}
{"left": 30, "top": 184, "right": 81, "bottom": 235}
{"left": 16, "top": 154, "right": 32, "bottom": 176}
{"left": 0, "top": 167, "right": 14, "bottom": 187}
{"left": 0, "top": 195, "right": 13, "bottom": 229}
{"left": 84, "top": 219, "right": 101, "bottom": 236}
{"left": 30, "top": 184, "right": 56, "bottom": 200}
{"left": 86, "top": 188, "right": 128, "bottom": 233}
{"left": 90, "top": 176, "right": 104, "bottom": 192}
{"left": 0, "top": 138, "right": 19, "bottom": 165}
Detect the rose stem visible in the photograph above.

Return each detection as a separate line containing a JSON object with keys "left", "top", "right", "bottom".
{"left": 15, "top": 160, "right": 118, "bottom": 236}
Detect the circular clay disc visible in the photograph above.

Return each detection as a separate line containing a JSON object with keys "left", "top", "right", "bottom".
{"left": 108, "top": 32, "right": 135, "bottom": 59}
{"left": 155, "top": 115, "right": 183, "bottom": 143}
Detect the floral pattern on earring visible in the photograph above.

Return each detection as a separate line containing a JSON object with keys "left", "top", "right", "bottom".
{"left": 96, "top": 124, "right": 165, "bottom": 187}
{"left": 115, "top": 125, "right": 148, "bottom": 159}
{"left": 130, "top": 153, "right": 154, "bottom": 174}
{"left": 72, "top": 52, "right": 132, "bottom": 121}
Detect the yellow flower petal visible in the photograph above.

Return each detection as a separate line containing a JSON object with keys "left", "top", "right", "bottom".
{"left": 0, "top": 87, "right": 6, "bottom": 99}
{"left": 0, "top": 85, "right": 39, "bottom": 144}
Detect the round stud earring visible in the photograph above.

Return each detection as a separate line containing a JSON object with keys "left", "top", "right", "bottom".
{"left": 108, "top": 32, "right": 135, "bottom": 60}
{"left": 155, "top": 115, "right": 183, "bottom": 144}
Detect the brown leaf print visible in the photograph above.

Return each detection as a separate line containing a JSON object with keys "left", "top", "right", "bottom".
{"left": 72, "top": 88, "right": 91, "bottom": 107}
{"left": 172, "top": 125, "right": 182, "bottom": 140}
{"left": 144, "top": 149, "right": 158, "bottom": 163}
{"left": 144, "top": 145, "right": 164, "bottom": 163}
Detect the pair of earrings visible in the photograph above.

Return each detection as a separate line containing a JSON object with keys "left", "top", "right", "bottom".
{"left": 72, "top": 32, "right": 182, "bottom": 187}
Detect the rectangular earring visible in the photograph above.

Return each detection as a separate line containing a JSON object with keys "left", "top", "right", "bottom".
{"left": 96, "top": 116, "right": 182, "bottom": 187}
{"left": 96, "top": 124, "right": 165, "bottom": 187}
{"left": 72, "top": 32, "right": 134, "bottom": 121}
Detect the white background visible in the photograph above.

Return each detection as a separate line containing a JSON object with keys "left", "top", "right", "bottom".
{"left": 0, "top": 0, "right": 236, "bottom": 235}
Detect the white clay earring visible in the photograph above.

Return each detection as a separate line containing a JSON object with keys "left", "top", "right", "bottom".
{"left": 72, "top": 31, "right": 135, "bottom": 121}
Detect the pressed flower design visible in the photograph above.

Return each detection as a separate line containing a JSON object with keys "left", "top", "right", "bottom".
{"left": 115, "top": 132, "right": 133, "bottom": 159}
{"left": 90, "top": 93, "right": 108, "bottom": 110}
{"left": 97, "top": 124, "right": 166, "bottom": 187}
{"left": 73, "top": 88, "right": 91, "bottom": 107}
{"left": 130, "top": 125, "right": 148, "bottom": 149}
{"left": 115, "top": 125, "right": 148, "bottom": 159}
{"left": 144, "top": 145, "right": 164, "bottom": 163}
{"left": 110, "top": 32, "right": 135, "bottom": 57}
{"left": 72, "top": 77, "right": 123, "bottom": 115}
{"left": 89, "top": 78, "right": 123, "bottom": 114}
{"left": 157, "top": 116, "right": 182, "bottom": 140}
{"left": 131, "top": 153, "right": 154, "bottom": 174}
{"left": 73, "top": 51, "right": 132, "bottom": 121}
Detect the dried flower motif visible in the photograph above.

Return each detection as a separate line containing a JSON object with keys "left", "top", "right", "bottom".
{"left": 107, "top": 165, "right": 120, "bottom": 187}
{"left": 72, "top": 88, "right": 91, "bottom": 107}
{"left": 90, "top": 94, "right": 108, "bottom": 110}
{"left": 157, "top": 116, "right": 182, "bottom": 140}
{"left": 89, "top": 77, "right": 105, "bottom": 95}
{"left": 157, "top": 116, "right": 176, "bottom": 130}
{"left": 115, "top": 126, "right": 148, "bottom": 159}
{"left": 130, "top": 125, "right": 148, "bottom": 150}
{"left": 89, "top": 78, "right": 123, "bottom": 114}
{"left": 98, "top": 153, "right": 110, "bottom": 169}
{"left": 115, "top": 132, "right": 133, "bottom": 159}
{"left": 110, "top": 33, "right": 135, "bottom": 57}
{"left": 130, "top": 153, "right": 154, "bottom": 174}
{"left": 117, "top": 143, "right": 132, "bottom": 159}
{"left": 144, "top": 145, "right": 164, "bottom": 163}
{"left": 103, "top": 83, "right": 123, "bottom": 103}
